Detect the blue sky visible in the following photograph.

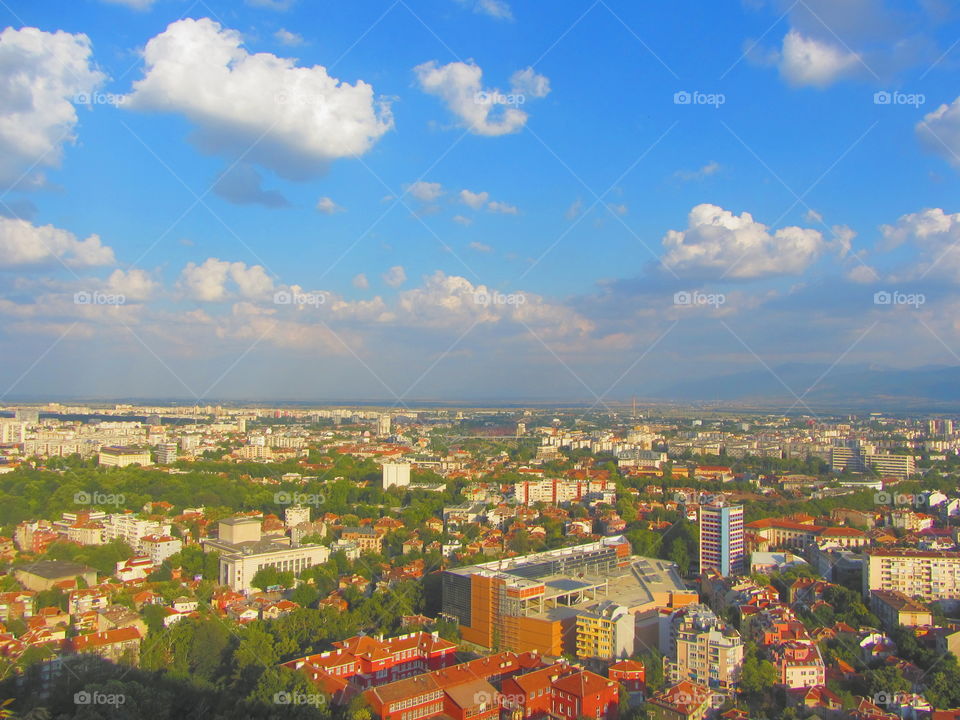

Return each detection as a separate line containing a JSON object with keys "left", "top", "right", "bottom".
{"left": 0, "top": 0, "right": 959, "bottom": 404}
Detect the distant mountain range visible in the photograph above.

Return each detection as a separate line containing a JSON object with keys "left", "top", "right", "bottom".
{"left": 651, "top": 363, "right": 960, "bottom": 411}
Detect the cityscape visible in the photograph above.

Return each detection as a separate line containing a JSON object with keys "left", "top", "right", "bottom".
{"left": 3, "top": 1, "right": 960, "bottom": 719}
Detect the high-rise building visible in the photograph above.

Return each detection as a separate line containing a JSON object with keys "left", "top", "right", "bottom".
{"left": 382, "top": 462, "right": 410, "bottom": 489}
{"left": 284, "top": 504, "right": 310, "bottom": 528}
{"left": 14, "top": 409, "right": 39, "bottom": 424}
{"left": 699, "top": 503, "right": 744, "bottom": 576}
{"left": 156, "top": 443, "right": 178, "bottom": 464}
{"left": 377, "top": 414, "right": 391, "bottom": 436}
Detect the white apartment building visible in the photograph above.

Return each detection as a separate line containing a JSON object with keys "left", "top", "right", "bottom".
{"left": 284, "top": 505, "right": 310, "bottom": 528}
{"left": 98, "top": 446, "right": 153, "bottom": 467}
{"left": 382, "top": 462, "right": 411, "bottom": 489}
{"left": 864, "top": 549, "right": 960, "bottom": 602}
{"left": 103, "top": 514, "right": 171, "bottom": 553}
{"left": 141, "top": 534, "right": 183, "bottom": 566}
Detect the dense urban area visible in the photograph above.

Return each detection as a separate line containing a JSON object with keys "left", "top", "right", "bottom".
{"left": 0, "top": 404, "right": 958, "bottom": 719}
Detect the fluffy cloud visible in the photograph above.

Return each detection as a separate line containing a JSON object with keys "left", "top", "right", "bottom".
{"left": 779, "top": 30, "right": 860, "bottom": 87}
{"left": 178, "top": 258, "right": 274, "bottom": 301}
{"left": 315, "top": 196, "right": 344, "bottom": 214}
{"left": 352, "top": 273, "right": 369, "bottom": 289}
{"left": 457, "top": 0, "right": 513, "bottom": 20}
{"left": 382, "top": 266, "right": 407, "bottom": 288}
{"left": 125, "top": 18, "right": 393, "bottom": 180}
{"left": 274, "top": 29, "right": 303, "bottom": 46}
{"left": 414, "top": 60, "right": 549, "bottom": 136}
{"left": 396, "top": 271, "right": 592, "bottom": 338}
{"left": 0, "top": 217, "right": 115, "bottom": 268}
{"left": 0, "top": 27, "right": 105, "bottom": 188}
{"left": 487, "top": 200, "right": 518, "bottom": 214}
{"left": 453, "top": 215, "right": 473, "bottom": 226}
{"left": 661, "top": 204, "right": 825, "bottom": 279}
{"left": 674, "top": 161, "right": 721, "bottom": 182}
{"left": 105, "top": 268, "right": 157, "bottom": 300}
{"left": 406, "top": 181, "right": 444, "bottom": 203}
{"left": 459, "top": 189, "right": 489, "bottom": 209}
{"left": 881, "top": 207, "right": 960, "bottom": 280}
{"left": 469, "top": 241, "right": 492, "bottom": 252}
{"left": 918, "top": 97, "right": 960, "bottom": 168}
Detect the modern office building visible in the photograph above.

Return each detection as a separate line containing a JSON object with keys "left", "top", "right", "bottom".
{"left": 441, "top": 538, "right": 694, "bottom": 656}
{"left": 699, "top": 503, "right": 744, "bottom": 577}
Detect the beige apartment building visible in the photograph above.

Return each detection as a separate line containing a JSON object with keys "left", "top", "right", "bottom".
{"left": 667, "top": 609, "right": 743, "bottom": 691}
{"left": 864, "top": 549, "right": 960, "bottom": 602}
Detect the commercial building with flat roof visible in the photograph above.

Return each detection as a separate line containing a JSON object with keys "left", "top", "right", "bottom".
{"left": 442, "top": 538, "right": 696, "bottom": 656}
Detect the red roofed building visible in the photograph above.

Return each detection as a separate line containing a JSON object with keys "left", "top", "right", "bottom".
{"left": 608, "top": 659, "right": 645, "bottom": 692}
{"left": 772, "top": 641, "right": 826, "bottom": 688}
{"left": 70, "top": 626, "right": 142, "bottom": 665}
{"left": 283, "top": 631, "right": 459, "bottom": 698}
{"left": 645, "top": 680, "right": 712, "bottom": 720}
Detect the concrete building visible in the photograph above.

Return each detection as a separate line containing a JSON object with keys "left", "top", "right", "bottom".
{"left": 204, "top": 516, "right": 328, "bottom": 592}
{"left": 665, "top": 605, "right": 743, "bottom": 691}
{"left": 382, "top": 462, "right": 411, "bottom": 489}
{"left": 140, "top": 534, "right": 182, "bottom": 566}
{"left": 442, "top": 539, "right": 695, "bottom": 656}
{"left": 574, "top": 601, "right": 635, "bottom": 660}
{"left": 98, "top": 446, "right": 153, "bottom": 467}
{"left": 14, "top": 561, "right": 98, "bottom": 591}
{"left": 155, "top": 443, "right": 178, "bottom": 464}
{"left": 870, "top": 589, "right": 934, "bottom": 630}
{"left": 863, "top": 548, "right": 960, "bottom": 602}
{"left": 284, "top": 504, "right": 311, "bottom": 528}
{"left": 699, "top": 503, "right": 744, "bottom": 577}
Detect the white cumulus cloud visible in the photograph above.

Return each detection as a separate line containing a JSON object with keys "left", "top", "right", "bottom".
{"left": 661, "top": 203, "right": 825, "bottom": 279}
{"left": 178, "top": 258, "right": 274, "bottom": 301}
{"left": 779, "top": 30, "right": 860, "bottom": 87}
{"left": 0, "top": 217, "right": 115, "bottom": 268}
{"left": 918, "top": 97, "right": 960, "bottom": 169}
{"left": 382, "top": 265, "right": 407, "bottom": 288}
{"left": 124, "top": 18, "right": 393, "bottom": 181}
{"left": 414, "top": 60, "right": 548, "bottom": 136}
{"left": 0, "top": 27, "right": 105, "bottom": 188}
